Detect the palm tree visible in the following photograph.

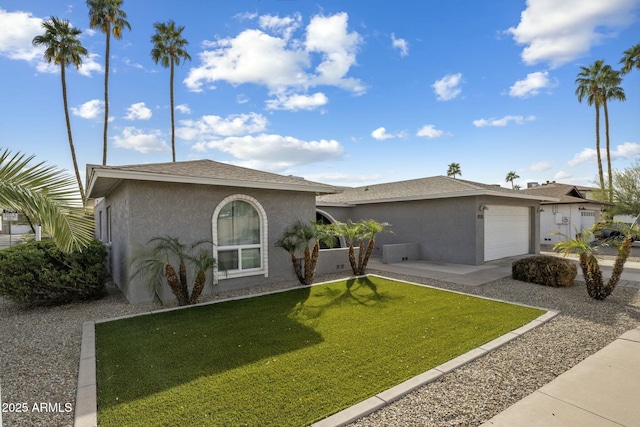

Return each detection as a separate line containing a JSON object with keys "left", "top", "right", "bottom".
{"left": 505, "top": 171, "right": 520, "bottom": 189}
{"left": 32, "top": 17, "right": 88, "bottom": 201}
{"left": 151, "top": 20, "right": 191, "bottom": 162}
{"left": 554, "top": 221, "right": 638, "bottom": 300}
{"left": 275, "top": 221, "right": 336, "bottom": 286}
{"left": 355, "top": 219, "right": 391, "bottom": 275}
{"left": 598, "top": 66, "right": 625, "bottom": 201}
{"left": 447, "top": 163, "right": 461, "bottom": 179}
{"left": 575, "top": 60, "right": 606, "bottom": 191}
{"left": 130, "top": 236, "right": 216, "bottom": 306}
{"left": 620, "top": 43, "right": 640, "bottom": 75}
{"left": 0, "top": 149, "right": 94, "bottom": 253}
{"left": 86, "top": 0, "right": 131, "bottom": 166}
{"left": 333, "top": 220, "right": 362, "bottom": 275}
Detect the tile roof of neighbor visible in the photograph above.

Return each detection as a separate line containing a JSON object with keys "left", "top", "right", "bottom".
{"left": 316, "top": 175, "right": 555, "bottom": 205}
{"left": 86, "top": 160, "right": 341, "bottom": 199}
{"left": 519, "top": 182, "right": 610, "bottom": 205}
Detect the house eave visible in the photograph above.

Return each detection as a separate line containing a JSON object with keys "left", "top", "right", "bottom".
{"left": 321, "top": 190, "right": 558, "bottom": 205}
{"left": 86, "top": 167, "right": 340, "bottom": 199}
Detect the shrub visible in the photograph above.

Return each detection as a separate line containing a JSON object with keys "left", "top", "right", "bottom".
{"left": 0, "top": 239, "right": 107, "bottom": 306}
{"left": 512, "top": 255, "right": 577, "bottom": 287}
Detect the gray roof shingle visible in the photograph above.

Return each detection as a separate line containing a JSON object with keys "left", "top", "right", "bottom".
{"left": 317, "top": 175, "right": 552, "bottom": 205}
{"left": 87, "top": 160, "right": 340, "bottom": 198}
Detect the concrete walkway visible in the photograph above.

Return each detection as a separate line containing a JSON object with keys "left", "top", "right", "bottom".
{"left": 370, "top": 255, "right": 640, "bottom": 427}
{"left": 481, "top": 327, "right": 640, "bottom": 427}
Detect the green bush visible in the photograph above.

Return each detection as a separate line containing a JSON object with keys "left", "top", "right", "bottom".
{"left": 512, "top": 255, "right": 577, "bottom": 288}
{"left": 0, "top": 239, "right": 107, "bottom": 306}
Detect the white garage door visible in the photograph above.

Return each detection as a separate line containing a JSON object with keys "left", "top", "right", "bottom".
{"left": 484, "top": 206, "right": 530, "bottom": 261}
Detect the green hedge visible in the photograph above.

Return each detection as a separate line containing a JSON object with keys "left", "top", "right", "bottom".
{"left": 0, "top": 239, "right": 107, "bottom": 306}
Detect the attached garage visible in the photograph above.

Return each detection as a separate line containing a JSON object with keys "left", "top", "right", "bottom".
{"left": 484, "top": 205, "right": 531, "bottom": 261}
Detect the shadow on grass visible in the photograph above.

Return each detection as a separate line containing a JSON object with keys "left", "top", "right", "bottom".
{"left": 290, "top": 277, "right": 400, "bottom": 321}
{"left": 96, "top": 286, "right": 321, "bottom": 409}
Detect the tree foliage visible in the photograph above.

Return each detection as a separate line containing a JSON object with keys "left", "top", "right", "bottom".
{"left": 611, "top": 159, "right": 640, "bottom": 216}
{"left": 447, "top": 163, "right": 461, "bottom": 179}
{"left": 0, "top": 149, "right": 94, "bottom": 253}
{"left": 130, "top": 236, "right": 216, "bottom": 306}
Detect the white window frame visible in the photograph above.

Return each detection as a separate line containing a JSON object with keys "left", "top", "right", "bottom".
{"left": 212, "top": 194, "right": 268, "bottom": 279}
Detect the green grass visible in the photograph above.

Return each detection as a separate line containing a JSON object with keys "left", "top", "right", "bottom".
{"left": 96, "top": 276, "right": 544, "bottom": 426}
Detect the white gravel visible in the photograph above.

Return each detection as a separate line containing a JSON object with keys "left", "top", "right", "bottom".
{"left": 1, "top": 272, "right": 639, "bottom": 427}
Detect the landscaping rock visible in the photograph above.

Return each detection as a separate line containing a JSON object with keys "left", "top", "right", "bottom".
{"left": 512, "top": 255, "right": 577, "bottom": 287}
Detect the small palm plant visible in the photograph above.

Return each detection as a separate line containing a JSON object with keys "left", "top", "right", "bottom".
{"left": 130, "top": 236, "right": 216, "bottom": 306}
{"left": 554, "top": 221, "right": 638, "bottom": 300}
{"left": 275, "top": 221, "right": 336, "bottom": 286}
{"left": 333, "top": 219, "right": 392, "bottom": 275}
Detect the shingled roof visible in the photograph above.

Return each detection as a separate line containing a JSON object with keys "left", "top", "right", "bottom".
{"left": 317, "top": 175, "right": 554, "bottom": 205}
{"left": 86, "top": 160, "right": 340, "bottom": 199}
{"left": 520, "top": 182, "right": 610, "bottom": 206}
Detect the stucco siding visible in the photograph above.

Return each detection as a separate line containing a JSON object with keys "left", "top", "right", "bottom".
{"left": 106, "top": 180, "right": 316, "bottom": 303}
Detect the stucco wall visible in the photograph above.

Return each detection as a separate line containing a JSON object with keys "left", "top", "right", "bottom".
{"left": 98, "top": 180, "right": 317, "bottom": 303}
{"left": 320, "top": 195, "right": 541, "bottom": 265}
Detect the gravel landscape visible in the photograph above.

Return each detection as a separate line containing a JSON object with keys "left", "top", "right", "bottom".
{"left": 1, "top": 269, "right": 639, "bottom": 427}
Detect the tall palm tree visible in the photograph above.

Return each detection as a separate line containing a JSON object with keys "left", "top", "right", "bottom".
{"left": 86, "top": 0, "right": 131, "bottom": 166}
{"left": 505, "top": 171, "right": 520, "bottom": 189}
{"left": 0, "top": 149, "right": 94, "bottom": 253}
{"left": 151, "top": 20, "right": 191, "bottom": 162}
{"left": 620, "top": 43, "right": 640, "bottom": 75}
{"left": 32, "top": 17, "right": 88, "bottom": 201}
{"left": 598, "top": 66, "right": 625, "bottom": 201}
{"left": 575, "top": 60, "right": 606, "bottom": 191}
{"left": 447, "top": 162, "right": 461, "bottom": 179}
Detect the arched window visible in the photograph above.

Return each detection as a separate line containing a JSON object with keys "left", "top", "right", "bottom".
{"left": 213, "top": 195, "right": 268, "bottom": 278}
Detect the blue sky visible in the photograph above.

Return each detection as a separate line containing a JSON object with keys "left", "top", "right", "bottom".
{"left": 1, "top": 0, "right": 639, "bottom": 190}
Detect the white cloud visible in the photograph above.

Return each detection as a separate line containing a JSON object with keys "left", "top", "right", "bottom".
{"left": 177, "top": 113, "right": 268, "bottom": 140}
{"left": 416, "top": 124, "right": 445, "bottom": 139}
{"left": 175, "top": 104, "right": 191, "bottom": 114}
{"left": 266, "top": 92, "right": 328, "bottom": 111}
{"left": 0, "top": 9, "right": 43, "bottom": 62}
{"left": 391, "top": 33, "right": 408, "bottom": 57}
{"left": 554, "top": 171, "right": 572, "bottom": 181}
{"left": 509, "top": 71, "right": 555, "bottom": 98}
{"left": 112, "top": 127, "right": 169, "bottom": 153}
{"left": 124, "top": 102, "right": 152, "bottom": 120}
{"left": 529, "top": 161, "right": 552, "bottom": 172}
{"left": 432, "top": 73, "right": 462, "bottom": 101}
{"left": 371, "top": 127, "right": 395, "bottom": 141}
{"left": 568, "top": 142, "right": 640, "bottom": 166}
{"left": 507, "top": 0, "right": 637, "bottom": 67}
{"left": 191, "top": 134, "right": 344, "bottom": 170}
{"left": 71, "top": 99, "right": 103, "bottom": 119}
{"left": 77, "top": 53, "right": 103, "bottom": 77}
{"left": 473, "top": 115, "right": 536, "bottom": 127}
{"left": 184, "top": 12, "right": 365, "bottom": 101}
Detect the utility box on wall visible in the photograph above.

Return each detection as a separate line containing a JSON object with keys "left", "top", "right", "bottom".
{"left": 555, "top": 212, "right": 564, "bottom": 224}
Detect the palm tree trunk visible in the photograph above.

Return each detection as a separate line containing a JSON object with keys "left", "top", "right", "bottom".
{"left": 303, "top": 246, "right": 312, "bottom": 285}
{"left": 170, "top": 58, "right": 176, "bottom": 162}
{"left": 603, "top": 237, "right": 633, "bottom": 297}
{"left": 289, "top": 253, "right": 304, "bottom": 284}
{"left": 189, "top": 269, "right": 206, "bottom": 304}
{"left": 178, "top": 260, "right": 189, "bottom": 303}
{"left": 603, "top": 99, "right": 613, "bottom": 202}
{"left": 307, "top": 242, "right": 320, "bottom": 284}
{"left": 102, "top": 25, "right": 111, "bottom": 166}
{"left": 358, "top": 238, "right": 376, "bottom": 275}
{"left": 357, "top": 240, "right": 365, "bottom": 274}
{"left": 60, "top": 62, "right": 86, "bottom": 202}
{"left": 165, "top": 263, "right": 188, "bottom": 306}
{"left": 348, "top": 243, "right": 357, "bottom": 275}
{"left": 595, "top": 105, "right": 605, "bottom": 191}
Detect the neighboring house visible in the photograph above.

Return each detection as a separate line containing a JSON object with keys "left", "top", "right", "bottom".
{"left": 86, "top": 160, "right": 341, "bottom": 303}
{"left": 520, "top": 182, "right": 609, "bottom": 245}
{"left": 317, "top": 176, "right": 553, "bottom": 266}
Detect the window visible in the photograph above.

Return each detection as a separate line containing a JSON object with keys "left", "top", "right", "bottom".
{"left": 106, "top": 206, "right": 112, "bottom": 244}
{"left": 213, "top": 195, "right": 268, "bottom": 278}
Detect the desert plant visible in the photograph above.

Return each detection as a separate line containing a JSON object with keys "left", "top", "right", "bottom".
{"left": 554, "top": 221, "right": 638, "bottom": 300}
{"left": 130, "top": 236, "right": 216, "bottom": 306}
{"left": 0, "top": 239, "right": 107, "bottom": 306}
{"left": 512, "top": 255, "right": 577, "bottom": 287}
{"left": 275, "top": 221, "right": 336, "bottom": 286}
{"left": 333, "top": 219, "right": 391, "bottom": 275}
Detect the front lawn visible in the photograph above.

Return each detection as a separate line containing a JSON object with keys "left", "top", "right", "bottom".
{"left": 96, "top": 276, "right": 544, "bottom": 426}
